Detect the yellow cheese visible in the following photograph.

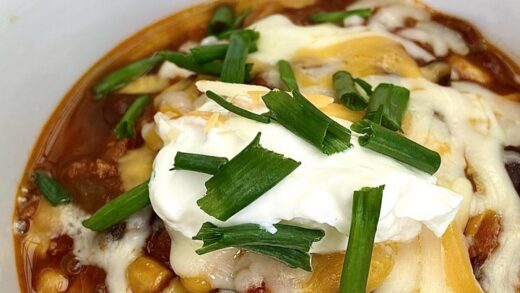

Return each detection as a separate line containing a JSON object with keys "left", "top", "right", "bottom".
{"left": 441, "top": 223, "right": 484, "bottom": 293}
{"left": 294, "top": 36, "right": 422, "bottom": 78}
{"left": 118, "top": 147, "right": 154, "bottom": 191}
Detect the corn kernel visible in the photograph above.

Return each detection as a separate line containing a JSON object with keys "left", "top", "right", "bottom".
{"left": 162, "top": 278, "right": 191, "bottom": 293}
{"left": 36, "top": 268, "right": 69, "bottom": 293}
{"left": 180, "top": 277, "right": 212, "bottom": 293}
{"left": 127, "top": 256, "right": 174, "bottom": 293}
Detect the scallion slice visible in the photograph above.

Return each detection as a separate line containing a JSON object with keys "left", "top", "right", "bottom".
{"left": 193, "top": 222, "right": 324, "bottom": 271}
{"left": 354, "top": 77, "right": 373, "bottom": 96}
{"left": 208, "top": 6, "right": 235, "bottom": 36}
{"left": 197, "top": 133, "right": 300, "bottom": 221}
{"left": 333, "top": 71, "right": 368, "bottom": 111}
{"left": 339, "top": 185, "right": 384, "bottom": 293}
{"left": 233, "top": 7, "right": 252, "bottom": 28}
{"left": 190, "top": 44, "right": 229, "bottom": 64}
{"left": 262, "top": 90, "right": 352, "bottom": 155}
{"left": 206, "top": 91, "right": 270, "bottom": 123}
{"left": 114, "top": 95, "right": 150, "bottom": 139}
{"left": 351, "top": 119, "right": 441, "bottom": 174}
{"left": 34, "top": 171, "right": 71, "bottom": 206}
{"left": 92, "top": 55, "right": 163, "bottom": 99}
{"left": 366, "top": 83, "right": 410, "bottom": 131}
{"left": 278, "top": 60, "right": 299, "bottom": 92}
{"left": 82, "top": 181, "right": 150, "bottom": 232}
{"left": 309, "top": 8, "right": 372, "bottom": 24}
{"left": 172, "top": 152, "right": 229, "bottom": 174}
{"left": 159, "top": 51, "right": 223, "bottom": 76}
{"left": 221, "top": 33, "right": 251, "bottom": 83}
{"left": 218, "top": 29, "right": 260, "bottom": 41}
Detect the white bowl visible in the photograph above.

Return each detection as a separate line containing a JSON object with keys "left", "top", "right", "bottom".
{"left": 0, "top": 0, "right": 518, "bottom": 291}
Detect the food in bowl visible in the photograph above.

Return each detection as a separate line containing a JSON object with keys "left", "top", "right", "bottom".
{"left": 12, "top": 0, "right": 520, "bottom": 292}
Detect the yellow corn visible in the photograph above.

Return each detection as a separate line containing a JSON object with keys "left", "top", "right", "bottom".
{"left": 127, "top": 256, "right": 174, "bottom": 293}
{"left": 118, "top": 75, "right": 170, "bottom": 94}
{"left": 180, "top": 277, "right": 212, "bottom": 293}
{"left": 162, "top": 278, "right": 191, "bottom": 293}
{"left": 142, "top": 123, "right": 164, "bottom": 152}
{"left": 35, "top": 268, "right": 69, "bottom": 293}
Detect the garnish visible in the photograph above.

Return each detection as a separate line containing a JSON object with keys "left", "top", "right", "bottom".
{"left": 351, "top": 119, "right": 441, "bottom": 174}
{"left": 159, "top": 51, "right": 223, "bottom": 76}
{"left": 340, "top": 185, "right": 384, "bottom": 293}
{"left": 333, "top": 71, "right": 368, "bottom": 111}
{"left": 193, "top": 222, "right": 324, "bottom": 271}
{"left": 93, "top": 55, "right": 163, "bottom": 99}
{"left": 206, "top": 91, "right": 270, "bottom": 123}
{"left": 172, "top": 152, "right": 229, "bottom": 174}
{"left": 309, "top": 8, "right": 372, "bottom": 24}
{"left": 190, "top": 42, "right": 258, "bottom": 64}
{"left": 217, "top": 29, "right": 260, "bottom": 42}
{"left": 208, "top": 6, "right": 252, "bottom": 36}
{"left": 278, "top": 60, "right": 299, "bottom": 92}
{"left": 114, "top": 95, "right": 150, "bottom": 139}
{"left": 208, "top": 6, "right": 235, "bottom": 36}
{"left": 197, "top": 133, "right": 300, "bottom": 221}
{"left": 221, "top": 33, "right": 251, "bottom": 83}
{"left": 34, "top": 171, "right": 71, "bottom": 206}
{"left": 190, "top": 44, "right": 229, "bottom": 64}
{"left": 366, "top": 83, "right": 410, "bottom": 131}
{"left": 262, "top": 90, "right": 352, "bottom": 155}
{"left": 82, "top": 181, "right": 150, "bottom": 232}
{"left": 354, "top": 77, "right": 373, "bottom": 96}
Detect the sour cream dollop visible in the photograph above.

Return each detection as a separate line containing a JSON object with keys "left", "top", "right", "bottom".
{"left": 149, "top": 97, "right": 462, "bottom": 253}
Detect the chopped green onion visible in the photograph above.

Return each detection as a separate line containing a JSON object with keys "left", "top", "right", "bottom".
{"left": 159, "top": 51, "right": 223, "bottom": 76}
{"left": 233, "top": 7, "right": 252, "bottom": 28}
{"left": 208, "top": 6, "right": 235, "bottom": 36}
{"left": 364, "top": 104, "right": 384, "bottom": 125}
{"left": 190, "top": 43, "right": 258, "bottom": 64}
{"left": 193, "top": 222, "right": 324, "bottom": 271}
{"left": 278, "top": 60, "right": 299, "bottom": 92}
{"left": 218, "top": 29, "right": 260, "bottom": 41}
{"left": 197, "top": 133, "right": 300, "bottom": 221}
{"left": 366, "top": 83, "right": 410, "bottom": 131}
{"left": 206, "top": 91, "right": 270, "bottom": 123}
{"left": 114, "top": 95, "right": 150, "bottom": 139}
{"left": 340, "top": 185, "right": 384, "bottom": 293}
{"left": 351, "top": 119, "right": 441, "bottom": 174}
{"left": 309, "top": 8, "right": 372, "bottom": 23}
{"left": 93, "top": 55, "right": 163, "bottom": 99}
{"left": 34, "top": 171, "right": 70, "bottom": 206}
{"left": 221, "top": 33, "right": 251, "bottom": 83}
{"left": 190, "top": 44, "right": 229, "bottom": 64}
{"left": 354, "top": 78, "right": 373, "bottom": 96}
{"left": 333, "top": 71, "right": 368, "bottom": 111}
{"left": 262, "top": 90, "right": 352, "bottom": 155}
{"left": 82, "top": 181, "right": 150, "bottom": 232}
{"left": 172, "top": 152, "right": 229, "bottom": 174}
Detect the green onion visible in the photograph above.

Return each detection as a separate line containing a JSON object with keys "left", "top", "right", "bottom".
{"left": 262, "top": 90, "right": 352, "bottom": 155}
{"left": 193, "top": 222, "right": 324, "bottom": 271}
{"left": 159, "top": 51, "right": 223, "bottom": 76}
{"left": 82, "top": 181, "right": 150, "bottom": 232}
{"left": 218, "top": 29, "right": 260, "bottom": 41}
{"left": 114, "top": 95, "right": 150, "bottom": 139}
{"left": 172, "top": 152, "right": 229, "bottom": 174}
{"left": 92, "top": 55, "right": 163, "bottom": 99}
{"left": 233, "top": 7, "right": 252, "bottom": 28}
{"left": 278, "top": 60, "right": 299, "bottom": 92}
{"left": 206, "top": 91, "right": 270, "bottom": 123}
{"left": 197, "top": 133, "right": 300, "bottom": 221}
{"left": 190, "top": 43, "right": 258, "bottom": 64}
{"left": 221, "top": 33, "right": 251, "bottom": 83}
{"left": 208, "top": 6, "right": 235, "bottom": 36}
{"left": 367, "top": 83, "right": 410, "bottom": 131}
{"left": 190, "top": 44, "right": 229, "bottom": 64}
{"left": 34, "top": 171, "right": 71, "bottom": 206}
{"left": 339, "top": 185, "right": 384, "bottom": 293}
{"left": 351, "top": 119, "right": 441, "bottom": 174}
{"left": 364, "top": 105, "right": 384, "bottom": 125}
{"left": 354, "top": 78, "right": 373, "bottom": 96}
{"left": 333, "top": 71, "right": 368, "bottom": 111}
{"left": 309, "top": 8, "right": 372, "bottom": 23}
